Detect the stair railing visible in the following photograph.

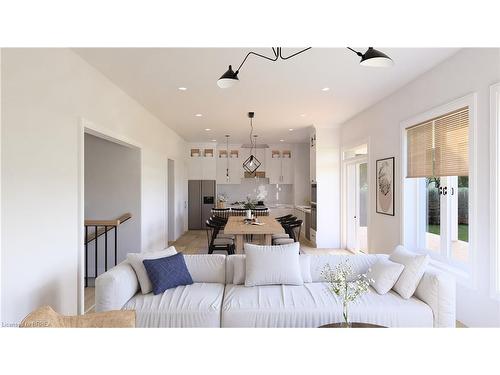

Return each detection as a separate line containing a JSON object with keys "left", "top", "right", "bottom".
{"left": 84, "top": 213, "right": 132, "bottom": 287}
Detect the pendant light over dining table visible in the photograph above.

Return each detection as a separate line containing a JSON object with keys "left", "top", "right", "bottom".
{"left": 242, "top": 112, "right": 261, "bottom": 175}
{"left": 217, "top": 47, "right": 393, "bottom": 88}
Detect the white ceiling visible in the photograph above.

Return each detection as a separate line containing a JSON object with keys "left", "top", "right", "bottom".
{"left": 74, "top": 48, "right": 459, "bottom": 144}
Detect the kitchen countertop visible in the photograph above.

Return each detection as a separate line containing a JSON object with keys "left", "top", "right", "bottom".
{"left": 295, "top": 205, "right": 311, "bottom": 214}
{"left": 223, "top": 203, "right": 310, "bottom": 213}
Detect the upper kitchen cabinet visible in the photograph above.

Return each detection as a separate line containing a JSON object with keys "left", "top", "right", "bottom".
{"left": 188, "top": 145, "right": 216, "bottom": 180}
{"left": 266, "top": 147, "right": 294, "bottom": 184}
{"left": 216, "top": 146, "right": 243, "bottom": 184}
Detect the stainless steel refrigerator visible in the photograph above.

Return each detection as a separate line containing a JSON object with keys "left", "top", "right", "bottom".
{"left": 188, "top": 180, "right": 216, "bottom": 230}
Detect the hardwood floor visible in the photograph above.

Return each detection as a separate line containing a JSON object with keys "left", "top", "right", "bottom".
{"left": 84, "top": 287, "right": 95, "bottom": 314}
{"left": 169, "top": 229, "right": 352, "bottom": 255}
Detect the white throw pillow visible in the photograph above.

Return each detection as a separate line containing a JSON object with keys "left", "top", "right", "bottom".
{"left": 232, "top": 254, "right": 312, "bottom": 285}
{"left": 389, "top": 245, "right": 430, "bottom": 299}
{"left": 127, "top": 246, "right": 177, "bottom": 294}
{"left": 244, "top": 243, "right": 303, "bottom": 286}
{"left": 367, "top": 258, "right": 405, "bottom": 295}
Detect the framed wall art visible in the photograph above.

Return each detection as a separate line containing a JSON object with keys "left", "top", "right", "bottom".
{"left": 376, "top": 157, "right": 395, "bottom": 216}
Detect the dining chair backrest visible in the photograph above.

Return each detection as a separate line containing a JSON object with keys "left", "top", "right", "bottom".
{"left": 251, "top": 208, "right": 269, "bottom": 216}
{"left": 230, "top": 208, "right": 247, "bottom": 216}
{"left": 210, "top": 215, "right": 227, "bottom": 226}
{"left": 283, "top": 219, "right": 303, "bottom": 242}
{"left": 276, "top": 214, "right": 293, "bottom": 222}
{"left": 205, "top": 220, "right": 221, "bottom": 247}
{"left": 211, "top": 208, "right": 230, "bottom": 219}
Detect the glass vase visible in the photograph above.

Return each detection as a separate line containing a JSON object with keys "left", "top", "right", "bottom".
{"left": 342, "top": 301, "right": 351, "bottom": 328}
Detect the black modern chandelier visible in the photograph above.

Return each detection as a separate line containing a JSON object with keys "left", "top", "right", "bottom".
{"left": 217, "top": 47, "right": 394, "bottom": 88}
{"left": 242, "top": 112, "right": 261, "bottom": 175}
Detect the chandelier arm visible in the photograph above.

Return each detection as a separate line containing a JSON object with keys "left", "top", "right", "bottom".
{"left": 279, "top": 47, "right": 312, "bottom": 60}
{"left": 347, "top": 47, "right": 364, "bottom": 57}
{"left": 236, "top": 50, "right": 280, "bottom": 73}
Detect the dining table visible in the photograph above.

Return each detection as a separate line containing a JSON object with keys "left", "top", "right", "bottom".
{"left": 222, "top": 216, "right": 285, "bottom": 253}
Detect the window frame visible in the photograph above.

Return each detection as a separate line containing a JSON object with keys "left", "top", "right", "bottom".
{"left": 490, "top": 83, "right": 500, "bottom": 299}
{"left": 400, "top": 93, "right": 477, "bottom": 287}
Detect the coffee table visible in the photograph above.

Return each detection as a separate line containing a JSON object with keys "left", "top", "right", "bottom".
{"left": 319, "top": 322, "right": 386, "bottom": 328}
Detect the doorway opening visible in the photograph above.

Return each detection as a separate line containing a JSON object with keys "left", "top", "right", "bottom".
{"left": 82, "top": 130, "right": 141, "bottom": 314}
{"left": 167, "top": 159, "right": 175, "bottom": 245}
{"left": 342, "top": 143, "right": 369, "bottom": 253}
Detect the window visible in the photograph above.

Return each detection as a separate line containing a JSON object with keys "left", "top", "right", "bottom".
{"left": 402, "top": 96, "right": 475, "bottom": 274}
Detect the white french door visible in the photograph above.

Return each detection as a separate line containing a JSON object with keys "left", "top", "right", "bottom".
{"left": 345, "top": 158, "right": 368, "bottom": 252}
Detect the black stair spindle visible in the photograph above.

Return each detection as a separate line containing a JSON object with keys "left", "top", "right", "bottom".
{"left": 105, "top": 225, "right": 108, "bottom": 272}
{"left": 114, "top": 226, "right": 118, "bottom": 267}
{"left": 94, "top": 225, "right": 98, "bottom": 284}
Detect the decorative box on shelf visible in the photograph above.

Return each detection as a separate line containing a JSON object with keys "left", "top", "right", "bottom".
{"left": 271, "top": 150, "right": 281, "bottom": 158}
{"left": 230, "top": 150, "right": 239, "bottom": 158}
{"left": 204, "top": 149, "right": 214, "bottom": 157}
{"left": 219, "top": 150, "right": 228, "bottom": 158}
{"left": 282, "top": 150, "right": 291, "bottom": 158}
{"left": 190, "top": 148, "right": 201, "bottom": 157}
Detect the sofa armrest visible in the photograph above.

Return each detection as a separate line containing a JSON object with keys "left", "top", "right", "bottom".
{"left": 414, "top": 266, "right": 456, "bottom": 327}
{"left": 95, "top": 261, "right": 139, "bottom": 312}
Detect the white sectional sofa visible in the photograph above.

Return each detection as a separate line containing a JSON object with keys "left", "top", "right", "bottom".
{"left": 95, "top": 253, "right": 456, "bottom": 328}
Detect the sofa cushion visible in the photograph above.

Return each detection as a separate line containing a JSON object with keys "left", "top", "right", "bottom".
{"left": 389, "top": 246, "right": 430, "bottom": 299}
{"left": 143, "top": 253, "right": 193, "bottom": 295}
{"left": 244, "top": 243, "right": 303, "bottom": 286}
{"left": 232, "top": 254, "right": 312, "bottom": 284}
{"left": 367, "top": 258, "right": 405, "bottom": 295}
{"left": 127, "top": 246, "right": 177, "bottom": 294}
{"left": 123, "top": 283, "right": 224, "bottom": 328}
{"left": 222, "top": 283, "right": 433, "bottom": 328}
{"left": 184, "top": 254, "right": 226, "bottom": 284}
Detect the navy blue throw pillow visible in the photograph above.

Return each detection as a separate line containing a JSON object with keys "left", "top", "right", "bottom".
{"left": 142, "top": 253, "right": 193, "bottom": 295}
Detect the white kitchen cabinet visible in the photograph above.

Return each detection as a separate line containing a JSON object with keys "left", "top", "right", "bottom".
{"left": 281, "top": 156, "right": 294, "bottom": 184}
{"left": 229, "top": 156, "right": 243, "bottom": 183}
{"left": 188, "top": 156, "right": 202, "bottom": 180}
{"left": 188, "top": 145, "right": 216, "bottom": 180}
{"left": 266, "top": 148, "right": 293, "bottom": 184}
{"left": 216, "top": 156, "right": 230, "bottom": 184}
{"left": 202, "top": 157, "right": 216, "bottom": 180}
{"left": 267, "top": 156, "right": 282, "bottom": 184}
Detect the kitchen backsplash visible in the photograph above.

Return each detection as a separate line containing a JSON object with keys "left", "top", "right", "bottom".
{"left": 217, "top": 181, "right": 293, "bottom": 205}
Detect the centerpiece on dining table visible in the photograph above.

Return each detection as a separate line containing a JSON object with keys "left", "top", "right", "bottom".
{"left": 242, "top": 198, "right": 264, "bottom": 225}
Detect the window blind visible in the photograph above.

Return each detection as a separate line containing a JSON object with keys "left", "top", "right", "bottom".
{"left": 407, "top": 107, "right": 469, "bottom": 178}
{"left": 407, "top": 121, "right": 433, "bottom": 178}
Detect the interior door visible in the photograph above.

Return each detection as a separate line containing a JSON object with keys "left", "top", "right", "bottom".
{"left": 345, "top": 159, "right": 368, "bottom": 252}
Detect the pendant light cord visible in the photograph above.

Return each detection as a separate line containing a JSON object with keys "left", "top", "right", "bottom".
{"left": 249, "top": 117, "right": 254, "bottom": 157}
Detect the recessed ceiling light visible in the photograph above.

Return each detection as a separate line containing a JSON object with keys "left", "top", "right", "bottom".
{"left": 300, "top": 114, "right": 306, "bottom": 117}
{"left": 195, "top": 113, "right": 203, "bottom": 117}
{"left": 288, "top": 128, "right": 294, "bottom": 132}
{"left": 205, "top": 128, "right": 211, "bottom": 131}
{"left": 321, "top": 87, "right": 330, "bottom": 92}
{"left": 211, "top": 139, "right": 217, "bottom": 142}
{"left": 280, "top": 139, "right": 285, "bottom": 142}
{"left": 178, "top": 87, "right": 187, "bottom": 91}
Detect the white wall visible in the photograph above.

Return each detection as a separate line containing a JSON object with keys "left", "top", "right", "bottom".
{"left": 315, "top": 126, "right": 341, "bottom": 248}
{"left": 84, "top": 133, "right": 141, "bottom": 276}
{"left": 1, "top": 48, "right": 188, "bottom": 324}
{"left": 339, "top": 48, "right": 500, "bottom": 327}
